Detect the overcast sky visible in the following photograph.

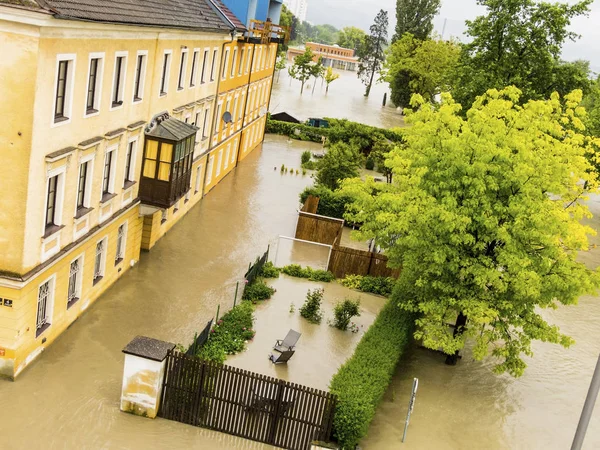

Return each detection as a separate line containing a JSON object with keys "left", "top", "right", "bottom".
{"left": 306, "top": 0, "right": 600, "bottom": 72}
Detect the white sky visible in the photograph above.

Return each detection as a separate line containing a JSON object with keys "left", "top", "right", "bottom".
{"left": 306, "top": 0, "right": 600, "bottom": 72}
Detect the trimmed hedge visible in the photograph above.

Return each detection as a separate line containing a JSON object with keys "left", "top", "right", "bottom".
{"left": 329, "top": 299, "right": 414, "bottom": 449}
{"left": 281, "top": 264, "right": 335, "bottom": 282}
{"left": 340, "top": 275, "right": 396, "bottom": 297}
{"left": 266, "top": 118, "right": 328, "bottom": 143}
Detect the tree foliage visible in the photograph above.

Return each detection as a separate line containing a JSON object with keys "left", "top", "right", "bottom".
{"left": 341, "top": 88, "right": 600, "bottom": 377}
{"left": 583, "top": 75, "right": 600, "bottom": 137}
{"left": 324, "top": 66, "right": 340, "bottom": 93}
{"left": 316, "top": 142, "right": 361, "bottom": 190}
{"left": 292, "top": 22, "right": 339, "bottom": 46}
{"left": 337, "top": 26, "right": 367, "bottom": 54}
{"left": 394, "top": 0, "right": 441, "bottom": 41}
{"left": 452, "top": 0, "right": 593, "bottom": 109}
{"left": 358, "top": 9, "right": 389, "bottom": 97}
{"left": 291, "top": 47, "right": 315, "bottom": 94}
{"left": 384, "top": 33, "right": 460, "bottom": 107}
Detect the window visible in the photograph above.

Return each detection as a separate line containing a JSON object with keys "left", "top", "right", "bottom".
{"left": 115, "top": 223, "right": 126, "bottom": 264}
{"left": 36, "top": 278, "right": 54, "bottom": 336}
{"left": 67, "top": 257, "right": 82, "bottom": 308}
{"left": 45, "top": 175, "right": 59, "bottom": 229}
{"left": 238, "top": 48, "right": 245, "bottom": 76}
{"left": 194, "top": 165, "right": 202, "bottom": 193}
{"left": 238, "top": 94, "right": 244, "bottom": 121}
{"left": 178, "top": 49, "right": 188, "bottom": 90}
{"left": 210, "top": 48, "right": 218, "bottom": 81}
{"left": 160, "top": 51, "right": 172, "bottom": 95}
{"left": 225, "top": 100, "right": 230, "bottom": 127}
{"left": 201, "top": 49, "right": 209, "bottom": 84}
{"left": 102, "top": 148, "right": 117, "bottom": 198}
{"left": 111, "top": 53, "right": 127, "bottom": 108}
{"left": 76, "top": 161, "right": 89, "bottom": 210}
{"left": 215, "top": 103, "right": 222, "bottom": 133}
{"left": 205, "top": 156, "right": 214, "bottom": 185}
{"left": 246, "top": 48, "right": 252, "bottom": 74}
{"left": 222, "top": 48, "right": 230, "bottom": 80}
{"left": 231, "top": 48, "right": 238, "bottom": 78}
{"left": 53, "top": 55, "right": 75, "bottom": 124}
{"left": 133, "top": 52, "right": 147, "bottom": 101}
{"left": 202, "top": 107, "right": 210, "bottom": 138}
{"left": 124, "top": 140, "right": 136, "bottom": 185}
{"left": 232, "top": 96, "right": 238, "bottom": 124}
{"left": 93, "top": 238, "right": 106, "bottom": 284}
{"left": 190, "top": 49, "right": 199, "bottom": 87}
{"left": 231, "top": 139, "right": 238, "bottom": 164}
{"left": 261, "top": 46, "right": 265, "bottom": 70}
{"left": 224, "top": 145, "right": 230, "bottom": 169}
{"left": 216, "top": 149, "right": 223, "bottom": 176}
{"left": 85, "top": 57, "right": 102, "bottom": 114}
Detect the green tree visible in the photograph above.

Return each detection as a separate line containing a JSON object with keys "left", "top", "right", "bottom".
{"left": 358, "top": 9, "right": 389, "bottom": 97}
{"left": 383, "top": 33, "right": 460, "bottom": 107}
{"left": 292, "top": 47, "right": 315, "bottom": 94}
{"left": 324, "top": 66, "right": 340, "bottom": 93}
{"left": 337, "top": 26, "right": 367, "bottom": 54}
{"left": 452, "top": 0, "right": 593, "bottom": 109}
{"left": 583, "top": 75, "right": 600, "bottom": 137}
{"left": 311, "top": 56, "right": 325, "bottom": 94}
{"left": 341, "top": 88, "right": 600, "bottom": 377}
{"left": 275, "top": 51, "right": 287, "bottom": 82}
{"left": 316, "top": 142, "right": 361, "bottom": 190}
{"left": 394, "top": 0, "right": 441, "bottom": 42}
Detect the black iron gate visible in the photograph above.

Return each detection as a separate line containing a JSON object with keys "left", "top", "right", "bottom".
{"left": 159, "top": 350, "right": 336, "bottom": 450}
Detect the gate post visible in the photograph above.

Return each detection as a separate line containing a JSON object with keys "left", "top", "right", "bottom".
{"left": 120, "top": 336, "right": 175, "bottom": 419}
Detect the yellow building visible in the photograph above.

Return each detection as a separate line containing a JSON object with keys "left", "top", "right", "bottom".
{"left": 0, "top": 0, "right": 285, "bottom": 380}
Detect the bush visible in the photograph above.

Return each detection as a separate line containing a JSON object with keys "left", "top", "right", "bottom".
{"left": 340, "top": 275, "right": 395, "bottom": 297}
{"left": 365, "top": 156, "right": 375, "bottom": 170}
{"left": 300, "top": 185, "right": 355, "bottom": 220}
{"left": 281, "top": 264, "right": 335, "bottom": 282}
{"left": 332, "top": 298, "right": 361, "bottom": 331}
{"left": 329, "top": 299, "right": 414, "bottom": 449}
{"left": 259, "top": 261, "right": 280, "bottom": 278}
{"left": 242, "top": 279, "right": 276, "bottom": 302}
{"left": 300, "top": 288, "right": 324, "bottom": 323}
{"left": 315, "top": 142, "right": 361, "bottom": 191}
{"left": 301, "top": 150, "right": 312, "bottom": 164}
{"left": 302, "top": 160, "right": 319, "bottom": 170}
{"left": 266, "top": 118, "right": 328, "bottom": 143}
{"left": 339, "top": 275, "right": 362, "bottom": 290}
{"left": 197, "top": 301, "right": 256, "bottom": 363}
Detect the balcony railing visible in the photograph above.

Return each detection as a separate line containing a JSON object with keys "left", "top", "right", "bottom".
{"left": 248, "top": 20, "right": 289, "bottom": 45}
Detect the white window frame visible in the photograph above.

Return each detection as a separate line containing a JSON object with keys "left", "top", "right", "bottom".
{"left": 238, "top": 48, "right": 245, "bottom": 76}
{"left": 210, "top": 47, "right": 218, "bottom": 82}
{"left": 232, "top": 94, "right": 238, "bottom": 123}
{"left": 216, "top": 149, "right": 223, "bottom": 176}
{"left": 200, "top": 48, "right": 209, "bottom": 84}
{"left": 159, "top": 49, "right": 173, "bottom": 96}
{"left": 222, "top": 48, "right": 230, "bottom": 81}
{"left": 51, "top": 53, "right": 76, "bottom": 128}
{"left": 190, "top": 48, "right": 200, "bottom": 87}
{"left": 74, "top": 153, "right": 95, "bottom": 213}
{"left": 177, "top": 48, "right": 188, "bottom": 91}
{"left": 231, "top": 47, "right": 238, "bottom": 78}
{"left": 115, "top": 222, "right": 127, "bottom": 264}
{"left": 224, "top": 144, "right": 230, "bottom": 169}
{"left": 42, "top": 165, "right": 66, "bottom": 236}
{"left": 205, "top": 155, "right": 214, "bottom": 185}
{"left": 124, "top": 137, "right": 138, "bottom": 184}
{"left": 238, "top": 93, "right": 245, "bottom": 122}
{"left": 101, "top": 146, "right": 118, "bottom": 199}
{"left": 83, "top": 52, "right": 104, "bottom": 118}
{"left": 36, "top": 275, "right": 56, "bottom": 336}
{"left": 67, "top": 254, "right": 84, "bottom": 308}
{"left": 194, "top": 164, "right": 203, "bottom": 193}
{"left": 110, "top": 51, "right": 128, "bottom": 111}
{"left": 93, "top": 237, "right": 107, "bottom": 284}
{"left": 202, "top": 106, "right": 210, "bottom": 138}
{"left": 260, "top": 46, "right": 265, "bottom": 70}
{"left": 133, "top": 50, "right": 148, "bottom": 103}
{"left": 231, "top": 139, "right": 238, "bottom": 164}
{"left": 215, "top": 102, "right": 222, "bottom": 133}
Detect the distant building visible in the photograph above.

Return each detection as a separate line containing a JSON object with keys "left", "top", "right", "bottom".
{"left": 284, "top": 0, "right": 307, "bottom": 22}
{"left": 287, "top": 42, "right": 359, "bottom": 71}
{"left": 222, "top": 0, "right": 284, "bottom": 27}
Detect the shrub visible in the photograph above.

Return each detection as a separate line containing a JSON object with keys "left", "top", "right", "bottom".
{"left": 315, "top": 142, "right": 361, "bottom": 191}
{"left": 197, "top": 301, "right": 256, "bottom": 363}
{"left": 242, "top": 279, "right": 276, "bottom": 302}
{"left": 332, "top": 298, "right": 361, "bottom": 331}
{"left": 299, "top": 185, "right": 355, "bottom": 220}
{"left": 300, "top": 288, "right": 324, "bottom": 323}
{"left": 340, "top": 275, "right": 362, "bottom": 290}
{"left": 281, "top": 264, "right": 335, "bottom": 282}
{"left": 259, "top": 261, "right": 280, "bottom": 278}
{"left": 365, "top": 156, "right": 375, "bottom": 170}
{"left": 340, "top": 275, "right": 395, "bottom": 297}
{"left": 329, "top": 299, "right": 414, "bottom": 449}
{"left": 301, "top": 150, "right": 312, "bottom": 164}
{"left": 302, "top": 160, "right": 319, "bottom": 170}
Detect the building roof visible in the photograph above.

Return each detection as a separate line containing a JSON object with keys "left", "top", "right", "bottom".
{"left": 146, "top": 117, "right": 198, "bottom": 141}
{"left": 3, "top": 0, "right": 235, "bottom": 33}
{"left": 211, "top": 0, "right": 246, "bottom": 32}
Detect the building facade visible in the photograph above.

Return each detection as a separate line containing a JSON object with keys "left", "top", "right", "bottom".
{"left": 284, "top": 0, "right": 308, "bottom": 23}
{"left": 288, "top": 42, "right": 358, "bottom": 71}
{"left": 0, "top": 0, "right": 284, "bottom": 380}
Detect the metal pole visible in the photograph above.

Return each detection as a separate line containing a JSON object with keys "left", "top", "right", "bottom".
{"left": 234, "top": 281, "right": 239, "bottom": 307}
{"left": 215, "top": 304, "right": 220, "bottom": 323}
{"left": 402, "top": 378, "right": 419, "bottom": 443}
{"left": 571, "top": 354, "right": 600, "bottom": 450}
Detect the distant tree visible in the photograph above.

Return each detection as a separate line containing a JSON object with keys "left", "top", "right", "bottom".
{"left": 337, "top": 26, "right": 367, "bottom": 54}
{"left": 292, "top": 21, "right": 340, "bottom": 46}
{"left": 583, "top": 75, "right": 600, "bottom": 137}
{"left": 287, "top": 64, "right": 298, "bottom": 86}
{"left": 324, "top": 67, "right": 340, "bottom": 93}
{"left": 452, "top": 0, "right": 594, "bottom": 109}
{"left": 291, "top": 47, "right": 315, "bottom": 94}
{"left": 275, "top": 51, "right": 287, "bottom": 82}
{"left": 383, "top": 33, "right": 460, "bottom": 107}
{"left": 394, "top": 0, "right": 441, "bottom": 42}
{"left": 316, "top": 142, "right": 361, "bottom": 190}
{"left": 311, "top": 56, "right": 325, "bottom": 93}
{"left": 358, "top": 9, "right": 389, "bottom": 97}
{"left": 341, "top": 88, "right": 600, "bottom": 377}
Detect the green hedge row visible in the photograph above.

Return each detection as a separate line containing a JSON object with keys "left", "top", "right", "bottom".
{"left": 329, "top": 298, "right": 414, "bottom": 449}
{"left": 265, "top": 118, "right": 328, "bottom": 143}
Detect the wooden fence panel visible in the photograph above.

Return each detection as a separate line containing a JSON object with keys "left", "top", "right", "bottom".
{"left": 327, "top": 245, "right": 399, "bottom": 279}
{"left": 159, "top": 351, "right": 336, "bottom": 450}
{"left": 295, "top": 212, "right": 344, "bottom": 246}
{"left": 301, "top": 195, "right": 320, "bottom": 214}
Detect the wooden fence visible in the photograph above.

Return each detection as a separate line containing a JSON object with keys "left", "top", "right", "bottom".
{"left": 327, "top": 245, "right": 400, "bottom": 279}
{"left": 295, "top": 212, "right": 344, "bottom": 247}
{"left": 159, "top": 351, "right": 337, "bottom": 450}
{"left": 301, "top": 195, "right": 320, "bottom": 214}
{"left": 186, "top": 319, "right": 213, "bottom": 356}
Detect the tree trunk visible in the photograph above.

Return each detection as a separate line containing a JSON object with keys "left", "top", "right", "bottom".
{"left": 277, "top": 70, "right": 281, "bottom": 83}
{"left": 312, "top": 78, "right": 317, "bottom": 94}
{"left": 445, "top": 312, "right": 467, "bottom": 365}
{"left": 301, "top": 80, "right": 304, "bottom": 94}
{"left": 326, "top": 84, "right": 329, "bottom": 94}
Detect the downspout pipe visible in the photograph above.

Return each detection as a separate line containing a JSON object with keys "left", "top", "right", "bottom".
{"left": 235, "top": 40, "right": 257, "bottom": 167}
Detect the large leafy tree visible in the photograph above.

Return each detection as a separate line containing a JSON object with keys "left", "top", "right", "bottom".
{"left": 316, "top": 143, "right": 361, "bottom": 190}
{"left": 383, "top": 33, "right": 460, "bottom": 107}
{"left": 337, "top": 26, "right": 367, "bottom": 55}
{"left": 341, "top": 88, "right": 600, "bottom": 377}
{"left": 453, "top": 0, "right": 593, "bottom": 109}
{"left": 291, "top": 47, "right": 315, "bottom": 94}
{"left": 394, "top": 0, "right": 441, "bottom": 41}
{"left": 358, "top": 9, "right": 389, "bottom": 97}
{"left": 583, "top": 75, "right": 600, "bottom": 137}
